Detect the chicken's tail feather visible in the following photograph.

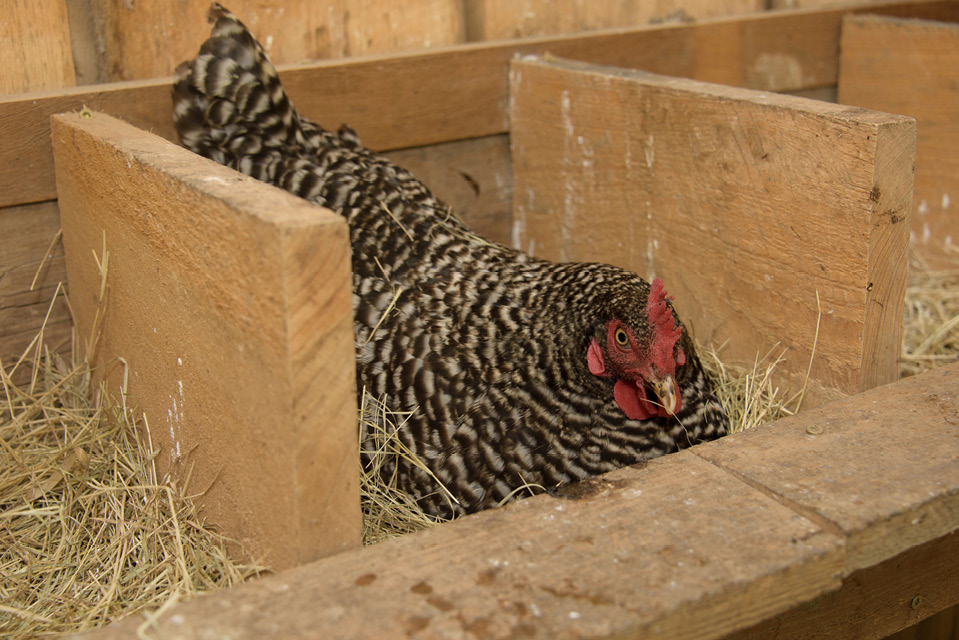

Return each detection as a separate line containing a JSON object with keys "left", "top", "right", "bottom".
{"left": 173, "top": 3, "right": 305, "bottom": 166}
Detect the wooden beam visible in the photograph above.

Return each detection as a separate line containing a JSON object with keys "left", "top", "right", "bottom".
{"left": 80, "top": 363, "right": 959, "bottom": 640}
{"left": 509, "top": 56, "right": 915, "bottom": 405}
{"left": 51, "top": 112, "right": 360, "bottom": 570}
{"left": 2, "top": 1, "right": 956, "bottom": 210}
{"left": 839, "top": 14, "right": 959, "bottom": 266}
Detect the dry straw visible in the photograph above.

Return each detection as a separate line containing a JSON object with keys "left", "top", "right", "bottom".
{"left": 901, "top": 248, "right": 959, "bottom": 377}
{"left": 2, "top": 246, "right": 957, "bottom": 636}
{"left": 1, "top": 290, "right": 261, "bottom": 638}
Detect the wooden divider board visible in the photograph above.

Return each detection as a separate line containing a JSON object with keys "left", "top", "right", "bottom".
{"left": 510, "top": 56, "right": 915, "bottom": 405}
{"left": 51, "top": 112, "right": 360, "bottom": 570}
{"left": 83, "top": 362, "right": 959, "bottom": 640}
{"left": 839, "top": 14, "right": 959, "bottom": 266}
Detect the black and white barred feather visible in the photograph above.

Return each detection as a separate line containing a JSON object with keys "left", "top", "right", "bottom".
{"left": 173, "top": 4, "right": 728, "bottom": 518}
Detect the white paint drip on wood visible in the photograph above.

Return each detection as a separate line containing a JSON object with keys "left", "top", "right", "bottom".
{"left": 167, "top": 359, "right": 185, "bottom": 461}
{"left": 560, "top": 90, "right": 575, "bottom": 262}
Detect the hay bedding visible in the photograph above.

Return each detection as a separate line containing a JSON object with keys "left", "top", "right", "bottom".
{"left": 1, "top": 249, "right": 956, "bottom": 636}
{"left": 0, "top": 334, "right": 262, "bottom": 638}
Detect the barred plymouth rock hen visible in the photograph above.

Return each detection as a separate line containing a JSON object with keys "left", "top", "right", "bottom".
{"left": 173, "top": 4, "right": 728, "bottom": 518}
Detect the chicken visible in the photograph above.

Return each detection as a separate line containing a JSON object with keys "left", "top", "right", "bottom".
{"left": 172, "top": 4, "right": 729, "bottom": 518}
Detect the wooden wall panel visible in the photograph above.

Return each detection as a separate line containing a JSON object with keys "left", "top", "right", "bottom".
{"left": 52, "top": 112, "right": 360, "bottom": 570}
{"left": 769, "top": 0, "right": 889, "bottom": 7}
{"left": 0, "top": 1, "right": 76, "bottom": 94}
{"left": 510, "top": 57, "right": 915, "bottom": 405}
{"left": 80, "top": 0, "right": 464, "bottom": 83}
{"left": 839, "top": 14, "right": 959, "bottom": 266}
{"left": 464, "top": 0, "right": 764, "bottom": 41}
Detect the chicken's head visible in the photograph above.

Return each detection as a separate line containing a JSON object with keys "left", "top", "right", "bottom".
{"left": 587, "top": 277, "right": 686, "bottom": 420}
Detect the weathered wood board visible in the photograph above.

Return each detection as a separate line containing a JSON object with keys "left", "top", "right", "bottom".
{"left": 839, "top": 14, "right": 959, "bottom": 266}
{"left": 80, "top": 450, "right": 846, "bottom": 640}
{"left": 509, "top": 56, "right": 915, "bottom": 406}
{"left": 696, "top": 368, "right": 959, "bottom": 575}
{"left": 731, "top": 529, "right": 959, "bottom": 639}
{"left": 0, "top": 1, "right": 76, "bottom": 94}
{"left": 4, "top": 1, "right": 957, "bottom": 211}
{"left": 51, "top": 112, "right": 360, "bottom": 570}
{"left": 463, "top": 0, "right": 764, "bottom": 41}
{"left": 80, "top": 362, "right": 959, "bottom": 640}
{"left": 77, "top": 0, "right": 465, "bottom": 83}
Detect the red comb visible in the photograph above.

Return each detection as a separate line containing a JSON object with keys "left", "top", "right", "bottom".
{"left": 646, "top": 278, "right": 683, "bottom": 374}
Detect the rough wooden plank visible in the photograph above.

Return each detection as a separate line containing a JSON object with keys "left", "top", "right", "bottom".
{"left": 770, "top": 0, "right": 889, "bottom": 7}
{"left": 4, "top": 1, "right": 956, "bottom": 210}
{"left": 0, "top": 79, "right": 174, "bottom": 208}
{"left": 78, "top": 450, "right": 844, "bottom": 640}
{"left": 51, "top": 112, "right": 360, "bottom": 570}
{"left": 696, "top": 362, "right": 959, "bottom": 575}
{"left": 0, "top": 201, "right": 72, "bottom": 381}
{"left": 509, "top": 56, "right": 914, "bottom": 406}
{"left": 82, "top": 0, "right": 464, "bottom": 83}
{"left": 463, "top": 0, "right": 763, "bottom": 41}
{"left": 839, "top": 14, "right": 959, "bottom": 266}
{"left": 0, "top": 1, "right": 76, "bottom": 94}
{"left": 387, "top": 134, "right": 513, "bottom": 245}
{"left": 729, "top": 530, "right": 959, "bottom": 640}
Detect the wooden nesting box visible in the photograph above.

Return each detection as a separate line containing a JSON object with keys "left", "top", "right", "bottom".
{"left": 2, "top": 1, "right": 959, "bottom": 637}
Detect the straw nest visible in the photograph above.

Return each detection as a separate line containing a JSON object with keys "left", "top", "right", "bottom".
{"left": 2, "top": 248, "right": 957, "bottom": 636}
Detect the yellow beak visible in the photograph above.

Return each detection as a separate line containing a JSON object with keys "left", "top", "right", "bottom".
{"left": 650, "top": 375, "right": 679, "bottom": 416}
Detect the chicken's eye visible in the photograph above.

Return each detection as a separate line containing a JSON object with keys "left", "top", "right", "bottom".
{"left": 614, "top": 327, "right": 629, "bottom": 347}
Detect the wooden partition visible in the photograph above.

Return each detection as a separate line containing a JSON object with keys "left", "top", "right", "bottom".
{"left": 51, "top": 112, "right": 360, "bottom": 570}
{"left": 510, "top": 56, "right": 914, "bottom": 405}
{"left": 839, "top": 14, "right": 959, "bottom": 266}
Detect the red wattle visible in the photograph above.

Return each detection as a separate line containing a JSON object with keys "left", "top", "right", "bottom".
{"left": 613, "top": 380, "right": 659, "bottom": 421}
